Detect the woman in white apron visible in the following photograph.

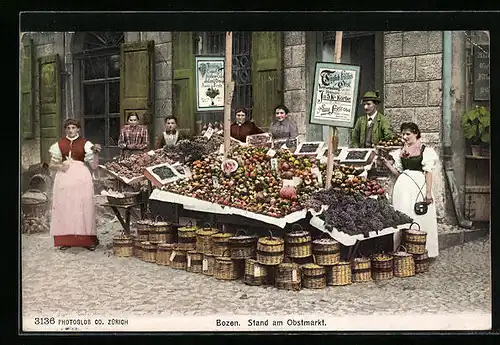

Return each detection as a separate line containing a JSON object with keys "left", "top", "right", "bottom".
{"left": 381, "top": 122, "right": 439, "bottom": 257}
{"left": 155, "top": 116, "right": 184, "bottom": 148}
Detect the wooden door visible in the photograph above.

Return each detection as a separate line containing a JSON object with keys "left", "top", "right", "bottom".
{"left": 39, "top": 54, "right": 61, "bottom": 164}
{"left": 21, "top": 38, "right": 35, "bottom": 140}
{"left": 251, "top": 32, "right": 283, "bottom": 131}
{"left": 172, "top": 32, "right": 196, "bottom": 136}
{"left": 120, "top": 40, "right": 155, "bottom": 146}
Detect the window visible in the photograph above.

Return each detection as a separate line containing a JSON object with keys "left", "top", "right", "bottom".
{"left": 195, "top": 31, "right": 253, "bottom": 122}
{"left": 75, "top": 32, "right": 124, "bottom": 157}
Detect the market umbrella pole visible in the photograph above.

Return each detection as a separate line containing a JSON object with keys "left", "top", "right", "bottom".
{"left": 325, "top": 31, "right": 343, "bottom": 189}
{"left": 224, "top": 32, "right": 235, "bottom": 158}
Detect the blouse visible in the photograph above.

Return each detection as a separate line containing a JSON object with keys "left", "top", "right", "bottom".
{"left": 118, "top": 124, "right": 149, "bottom": 150}
{"left": 269, "top": 117, "right": 298, "bottom": 139}
{"left": 49, "top": 135, "right": 97, "bottom": 165}
{"left": 389, "top": 146, "right": 438, "bottom": 173}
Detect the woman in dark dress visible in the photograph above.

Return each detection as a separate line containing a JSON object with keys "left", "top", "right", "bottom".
{"left": 230, "top": 107, "right": 263, "bottom": 142}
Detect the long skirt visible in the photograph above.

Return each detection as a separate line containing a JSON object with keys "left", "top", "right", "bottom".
{"left": 392, "top": 169, "right": 439, "bottom": 257}
{"left": 50, "top": 160, "right": 98, "bottom": 247}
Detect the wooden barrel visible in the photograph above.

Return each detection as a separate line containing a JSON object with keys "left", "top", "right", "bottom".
{"left": 141, "top": 241, "right": 158, "bottom": 263}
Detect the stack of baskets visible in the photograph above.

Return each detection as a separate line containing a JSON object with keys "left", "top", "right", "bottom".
{"left": 311, "top": 235, "right": 345, "bottom": 287}
{"left": 351, "top": 255, "right": 372, "bottom": 283}
{"left": 371, "top": 252, "right": 394, "bottom": 280}
{"left": 403, "top": 222, "right": 429, "bottom": 274}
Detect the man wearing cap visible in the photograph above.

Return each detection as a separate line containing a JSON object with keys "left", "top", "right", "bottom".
{"left": 350, "top": 91, "right": 394, "bottom": 148}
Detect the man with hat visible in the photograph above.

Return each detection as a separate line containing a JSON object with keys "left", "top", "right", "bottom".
{"left": 350, "top": 90, "right": 394, "bottom": 148}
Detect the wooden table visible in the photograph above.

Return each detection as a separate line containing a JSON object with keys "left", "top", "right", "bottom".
{"left": 101, "top": 202, "right": 146, "bottom": 235}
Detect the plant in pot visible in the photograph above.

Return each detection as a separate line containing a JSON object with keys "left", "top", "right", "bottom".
{"left": 461, "top": 105, "right": 490, "bottom": 157}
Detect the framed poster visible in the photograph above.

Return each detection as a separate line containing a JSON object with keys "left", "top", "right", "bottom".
{"left": 309, "top": 62, "right": 361, "bottom": 128}
{"left": 473, "top": 45, "right": 490, "bottom": 101}
{"left": 195, "top": 56, "right": 225, "bottom": 111}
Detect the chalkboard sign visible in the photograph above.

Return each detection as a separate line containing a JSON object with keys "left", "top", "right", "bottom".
{"left": 473, "top": 45, "right": 490, "bottom": 101}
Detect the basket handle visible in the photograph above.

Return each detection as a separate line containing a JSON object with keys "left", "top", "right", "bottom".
{"left": 291, "top": 224, "right": 303, "bottom": 232}
{"left": 234, "top": 229, "right": 247, "bottom": 236}
{"left": 154, "top": 215, "right": 164, "bottom": 223}
{"left": 319, "top": 232, "right": 332, "bottom": 240}
{"left": 408, "top": 222, "right": 420, "bottom": 231}
{"left": 396, "top": 245, "right": 408, "bottom": 253}
{"left": 221, "top": 249, "right": 229, "bottom": 257}
{"left": 203, "top": 222, "right": 213, "bottom": 230}
{"left": 267, "top": 229, "right": 274, "bottom": 239}
{"left": 185, "top": 220, "right": 193, "bottom": 227}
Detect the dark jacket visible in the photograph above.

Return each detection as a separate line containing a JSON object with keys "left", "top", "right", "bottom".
{"left": 230, "top": 121, "right": 264, "bottom": 142}
{"left": 350, "top": 111, "right": 394, "bottom": 148}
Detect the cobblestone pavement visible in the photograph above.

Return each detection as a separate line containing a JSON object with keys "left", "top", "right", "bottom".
{"left": 21, "top": 214, "right": 491, "bottom": 320}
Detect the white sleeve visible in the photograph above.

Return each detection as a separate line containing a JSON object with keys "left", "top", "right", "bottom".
{"left": 389, "top": 149, "right": 403, "bottom": 173}
{"left": 422, "top": 146, "right": 438, "bottom": 172}
{"left": 84, "top": 141, "right": 95, "bottom": 163}
{"left": 49, "top": 143, "right": 62, "bottom": 163}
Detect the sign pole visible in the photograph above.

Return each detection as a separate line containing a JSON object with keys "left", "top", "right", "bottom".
{"left": 224, "top": 32, "right": 235, "bottom": 158}
{"left": 325, "top": 31, "right": 343, "bottom": 189}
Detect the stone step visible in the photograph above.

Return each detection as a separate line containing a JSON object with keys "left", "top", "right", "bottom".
{"left": 438, "top": 225, "right": 489, "bottom": 251}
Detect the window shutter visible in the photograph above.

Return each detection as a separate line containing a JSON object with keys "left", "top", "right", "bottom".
{"left": 39, "top": 54, "right": 62, "bottom": 164}
{"left": 21, "top": 38, "right": 34, "bottom": 140}
{"left": 251, "top": 32, "right": 283, "bottom": 131}
{"left": 120, "top": 40, "right": 155, "bottom": 144}
{"left": 172, "top": 32, "right": 196, "bottom": 136}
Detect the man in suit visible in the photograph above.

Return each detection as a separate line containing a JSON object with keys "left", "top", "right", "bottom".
{"left": 350, "top": 91, "right": 394, "bottom": 148}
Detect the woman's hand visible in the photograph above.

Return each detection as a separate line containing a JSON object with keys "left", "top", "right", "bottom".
{"left": 60, "top": 160, "right": 70, "bottom": 172}
{"left": 91, "top": 144, "right": 101, "bottom": 153}
{"left": 380, "top": 156, "right": 392, "bottom": 167}
{"left": 425, "top": 192, "right": 433, "bottom": 204}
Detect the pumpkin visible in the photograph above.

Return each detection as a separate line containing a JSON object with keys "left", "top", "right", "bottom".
{"left": 279, "top": 185, "right": 297, "bottom": 200}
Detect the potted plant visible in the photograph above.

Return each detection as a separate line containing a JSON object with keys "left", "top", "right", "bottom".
{"left": 461, "top": 105, "right": 490, "bottom": 157}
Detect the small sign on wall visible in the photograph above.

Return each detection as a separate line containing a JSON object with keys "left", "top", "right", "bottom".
{"left": 473, "top": 45, "right": 490, "bottom": 101}
{"left": 195, "top": 56, "right": 225, "bottom": 112}
{"left": 309, "top": 62, "right": 361, "bottom": 129}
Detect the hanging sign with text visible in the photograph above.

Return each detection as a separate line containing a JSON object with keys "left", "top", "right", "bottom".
{"left": 195, "top": 56, "right": 225, "bottom": 111}
{"left": 473, "top": 45, "right": 490, "bottom": 101}
{"left": 309, "top": 62, "right": 361, "bottom": 128}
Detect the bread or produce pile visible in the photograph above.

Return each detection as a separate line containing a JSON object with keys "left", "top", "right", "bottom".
{"left": 375, "top": 133, "right": 405, "bottom": 147}
{"left": 104, "top": 149, "right": 174, "bottom": 178}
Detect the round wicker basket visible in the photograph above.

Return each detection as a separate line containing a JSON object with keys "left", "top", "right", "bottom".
{"left": 211, "top": 231, "right": 233, "bottom": 257}
{"left": 141, "top": 241, "right": 158, "bottom": 263}
{"left": 156, "top": 243, "right": 175, "bottom": 266}
{"left": 187, "top": 250, "right": 204, "bottom": 273}
{"left": 135, "top": 219, "right": 152, "bottom": 242}
{"left": 371, "top": 252, "right": 394, "bottom": 280}
{"left": 244, "top": 258, "right": 273, "bottom": 286}
{"left": 177, "top": 222, "right": 198, "bottom": 251}
{"left": 228, "top": 229, "right": 258, "bottom": 259}
{"left": 112, "top": 234, "right": 134, "bottom": 257}
{"left": 327, "top": 262, "right": 352, "bottom": 286}
{"left": 351, "top": 256, "right": 372, "bottom": 283}
{"left": 412, "top": 250, "right": 429, "bottom": 274}
{"left": 214, "top": 250, "right": 243, "bottom": 280}
{"left": 275, "top": 263, "right": 301, "bottom": 291}
{"left": 21, "top": 189, "right": 48, "bottom": 218}
{"left": 301, "top": 263, "right": 326, "bottom": 289}
{"left": 312, "top": 236, "right": 340, "bottom": 266}
{"left": 149, "top": 216, "right": 171, "bottom": 243}
{"left": 195, "top": 223, "right": 219, "bottom": 254}
{"left": 257, "top": 230, "right": 285, "bottom": 266}
{"left": 393, "top": 245, "right": 415, "bottom": 277}
{"left": 403, "top": 222, "right": 427, "bottom": 255}
{"left": 202, "top": 253, "right": 216, "bottom": 276}
{"left": 285, "top": 225, "right": 312, "bottom": 259}
{"left": 170, "top": 246, "right": 188, "bottom": 270}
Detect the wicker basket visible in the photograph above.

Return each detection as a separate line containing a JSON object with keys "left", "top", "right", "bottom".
{"left": 136, "top": 219, "right": 152, "bottom": 242}
{"left": 327, "top": 262, "right": 352, "bottom": 286}
{"left": 290, "top": 256, "right": 314, "bottom": 266}
{"left": 195, "top": 223, "right": 219, "bottom": 254}
{"left": 187, "top": 251, "right": 204, "bottom": 273}
{"left": 285, "top": 225, "right": 312, "bottom": 258}
{"left": 202, "top": 253, "right": 216, "bottom": 276}
{"left": 371, "top": 252, "right": 394, "bottom": 281}
{"left": 149, "top": 216, "right": 171, "bottom": 243}
{"left": 141, "top": 241, "right": 158, "bottom": 263}
{"left": 156, "top": 243, "right": 175, "bottom": 266}
{"left": 244, "top": 259, "right": 273, "bottom": 286}
{"left": 403, "top": 222, "right": 427, "bottom": 255}
{"left": 257, "top": 230, "right": 285, "bottom": 266}
{"left": 21, "top": 189, "right": 48, "bottom": 218}
{"left": 177, "top": 222, "right": 198, "bottom": 251}
{"left": 393, "top": 245, "right": 415, "bottom": 277}
{"left": 211, "top": 231, "right": 233, "bottom": 257}
{"left": 275, "top": 263, "right": 301, "bottom": 291}
{"left": 107, "top": 191, "right": 139, "bottom": 205}
{"left": 351, "top": 256, "right": 372, "bottom": 283}
{"left": 214, "top": 250, "right": 243, "bottom": 280}
{"left": 413, "top": 250, "right": 429, "bottom": 274}
{"left": 228, "top": 229, "right": 258, "bottom": 259}
{"left": 170, "top": 247, "right": 188, "bottom": 270}
{"left": 301, "top": 263, "right": 326, "bottom": 289}
{"left": 134, "top": 238, "right": 143, "bottom": 259}
{"left": 312, "top": 234, "right": 340, "bottom": 265}
{"left": 112, "top": 234, "right": 134, "bottom": 257}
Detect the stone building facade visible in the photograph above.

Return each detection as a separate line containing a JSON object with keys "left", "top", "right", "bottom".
{"left": 20, "top": 31, "right": 490, "bottom": 225}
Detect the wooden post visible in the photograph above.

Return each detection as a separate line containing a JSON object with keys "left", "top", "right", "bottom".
{"left": 325, "top": 31, "right": 343, "bottom": 189}
{"left": 224, "top": 32, "right": 235, "bottom": 158}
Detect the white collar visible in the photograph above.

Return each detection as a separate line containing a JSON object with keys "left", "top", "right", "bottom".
{"left": 367, "top": 111, "right": 378, "bottom": 120}
{"left": 66, "top": 134, "right": 79, "bottom": 141}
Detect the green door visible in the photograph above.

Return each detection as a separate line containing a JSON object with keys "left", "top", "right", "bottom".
{"left": 251, "top": 32, "right": 284, "bottom": 131}
{"left": 120, "top": 40, "right": 155, "bottom": 146}
{"left": 39, "top": 54, "right": 62, "bottom": 164}
{"left": 21, "top": 37, "right": 34, "bottom": 141}
{"left": 172, "top": 32, "right": 196, "bottom": 136}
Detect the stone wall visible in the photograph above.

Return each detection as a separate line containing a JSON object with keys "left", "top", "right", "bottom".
{"left": 384, "top": 31, "right": 449, "bottom": 222}
{"left": 283, "top": 31, "right": 307, "bottom": 135}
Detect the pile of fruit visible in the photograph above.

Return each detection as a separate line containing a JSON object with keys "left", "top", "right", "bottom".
{"left": 104, "top": 149, "right": 174, "bottom": 179}
{"left": 375, "top": 133, "right": 405, "bottom": 147}
{"left": 166, "top": 146, "right": 325, "bottom": 217}
{"left": 163, "top": 135, "right": 225, "bottom": 164}
{"left": 330, "top": 172, "right": 385, "bottom": 197}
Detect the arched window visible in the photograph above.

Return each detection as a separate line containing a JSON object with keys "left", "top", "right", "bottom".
{"left": 74, "top": 32, "right": 124, "bottom": 159}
